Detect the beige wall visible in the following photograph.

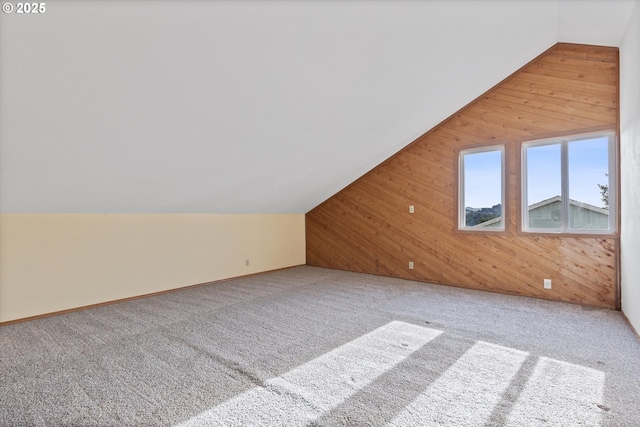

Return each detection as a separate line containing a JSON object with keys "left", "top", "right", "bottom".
{"left": 0, "top": 214, "right": 305, "bottom": 323}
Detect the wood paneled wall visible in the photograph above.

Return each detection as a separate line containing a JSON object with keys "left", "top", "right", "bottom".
{"left": 306, "top": 43, "right": 619, "bottom": 308}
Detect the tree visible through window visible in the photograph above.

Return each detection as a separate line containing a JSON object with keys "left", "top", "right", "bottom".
{"left": 458, "top": 146, "right": 505, "bottom": 231}
{"left": 522, "top": 132, "right": 615, "bottom": 233}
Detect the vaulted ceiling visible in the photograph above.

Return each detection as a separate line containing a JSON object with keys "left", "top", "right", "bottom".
{"left": 0, "top": 1, "right": 635, "bottom": 213}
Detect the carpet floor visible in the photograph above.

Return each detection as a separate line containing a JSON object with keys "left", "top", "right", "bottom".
{"left": 1, "top": 266, "right": 639, "bottom": 426}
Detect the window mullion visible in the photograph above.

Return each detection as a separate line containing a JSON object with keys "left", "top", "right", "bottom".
{"left": 459, "top": 155, "right": 465, "bottom": 227}
{"left": 607, "top": 134, "right": 615, "bottom": 231}
{"left": 561, "top": 140, "right": 570, "bottom": 232}
{"left": 522, "top": 147, "right": 528, "bottom": 230}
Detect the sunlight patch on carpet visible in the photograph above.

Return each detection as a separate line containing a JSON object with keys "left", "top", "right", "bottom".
{"left": 175, "top": 321, "right": 442, "bottom": 426}
{"left": 388, "top": 340, "right": 528, "bottom": 426}
{"left": 505, "top": 357, "right": 605, "bottom": 426}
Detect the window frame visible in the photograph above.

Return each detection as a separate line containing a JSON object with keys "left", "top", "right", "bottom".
{"left": 457, "top": 144, "right": 506, "bottom": 233}
{"left": 520, "top": 130, "right": 617, "bottom": 235}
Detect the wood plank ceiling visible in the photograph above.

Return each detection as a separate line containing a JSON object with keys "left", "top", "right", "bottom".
{"left": 306, "top": 43, "right": 619, "bottom": 308}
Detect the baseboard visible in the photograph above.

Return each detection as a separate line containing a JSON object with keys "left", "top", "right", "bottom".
{"left": 306, "top": 264, "right": 618, "bottom": 311}
{"left": 0, "top": 265, "right": 304, "bottom": 326}
{"left": 622, "top": 311, "right": 640, "bottom": 342}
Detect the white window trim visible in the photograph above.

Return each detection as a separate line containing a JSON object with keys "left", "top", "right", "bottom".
{"left": 521, "top": 131, "right": 616, "bottom": 234}
{"left": 458, "top": 145, "right": 505, "bottom": 232}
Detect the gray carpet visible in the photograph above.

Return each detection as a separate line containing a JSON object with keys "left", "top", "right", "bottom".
{"left": 1, "top": 266, "right": 639, "bottom": 426}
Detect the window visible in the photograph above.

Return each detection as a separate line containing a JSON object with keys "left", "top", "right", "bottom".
{"left": 458, "top": 145, "right": 505, "bottom": 231}
{"left": 522, "top": 131, "right": 616, "bottom": 234}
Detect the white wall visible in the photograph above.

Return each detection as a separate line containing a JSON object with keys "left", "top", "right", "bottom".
{"left": 620, "top": 0, "right": 640, "bottom": 334}
{"left": 0, "top": 1, "right": 560, "bottom": 214}
{"left": 0, "top": 214, "right": 305, "bottom": 323}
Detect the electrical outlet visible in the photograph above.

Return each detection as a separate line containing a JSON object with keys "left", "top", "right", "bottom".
{"left": 245, "top": 259, "right": 250, "bottom": 267}
{"left": 408, "top": 261, "right": 414, "bottom": 270}
{"left": 544, "top": 279, "right": 552, "bottom": 289}
{"left": 409, "top": 205, "right": 415, "bottom": 214}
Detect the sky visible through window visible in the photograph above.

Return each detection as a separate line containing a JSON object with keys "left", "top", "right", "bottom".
{"left": 465, "top": 137, "right": 609, "bottom": 210}
{"left": 526, "top": 144, "right": 561, "bottom": 208}
{"left": 463, "top": 150, "right": 502, "bottom": 210}
{"left": 525, "top": 137, "right": 609, "bottom": 209}
{"left": 568, "top": 137, "right": 609, "bottom": 208}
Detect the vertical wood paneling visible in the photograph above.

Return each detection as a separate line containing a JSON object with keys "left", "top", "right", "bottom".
{"left": 306, "top": 43, "right": 619, "bottom": 308}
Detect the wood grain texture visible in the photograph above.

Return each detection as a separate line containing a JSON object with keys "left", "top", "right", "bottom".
{"left": 306, "top": 43, "right": 619, "bottom": 308}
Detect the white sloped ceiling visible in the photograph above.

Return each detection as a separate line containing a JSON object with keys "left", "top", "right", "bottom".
{"left": 0, "top": 0, "right": 634, "bottom": 213}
